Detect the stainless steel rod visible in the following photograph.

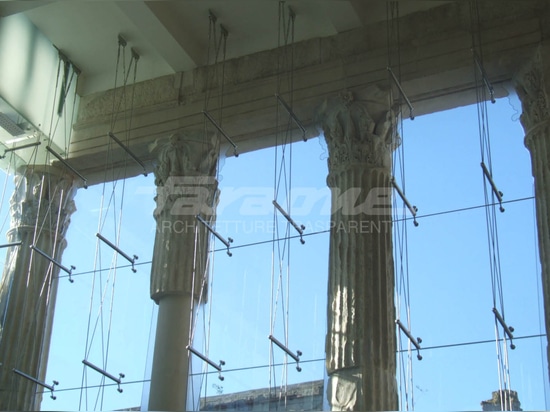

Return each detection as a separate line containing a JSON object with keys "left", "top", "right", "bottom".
{"left": 46, "top": 146, "right": 88, "bottom": 188}
{"left": 203, "top": 110, "right": 239, "bottom": 156}
{"left": 196, "top": 215, "right": 231, "bottom": 249}
{"left": 13, "top": 369, "right": 56, "bottom": 392}
{"left": 273, "top": 200, "right": 305, "bottom": 237}
{"left": 82, "top": 359, "right": 123, "bottom": 384}
{"left": 493, "top": 307, "right": 514, "bottom": 341}
{"left": 481, "top": 162, "right": 504, "bottom": 208}
{"left": 388, "top": 67, "right": 415, "bottom": 120}
{"left": 395, "top": 319, "right": 421, "bottom": 351}
{"left": 96, "top": 233, "right": 138, "bottom": 272}
{"left": 186, "top": 346, "right": 222, "bottom": 372}
{"left": 108, "top": 132, "right": 147, "bottom": 175}
{"left": 268, "top": 334, "right": 300, "bottom": 363}
{"left": 275, "top": 94, "right": 307, "bottom": 140}
{"left": 1, "top": 141, "right": 41, "bottom": 159}
{"left": 0, "top": 242, "right": 22, "bottom": 248}
{"left": 396, "top": 319, "right": 423, "bottom": 360}
{"left": 30, "top": 245, "right": 75, "bottom": 275}
{"left": 473, "top": 53, "right": 496, "bottom": 103}
{"left": 391, "top": 178, "right": 418, "bottom": 223}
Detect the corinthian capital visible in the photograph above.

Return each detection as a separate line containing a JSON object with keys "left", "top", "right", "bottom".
{"left": 315, "top": 88, "right": 396, "bottom": 173}
{"left": 154, "top": 130, "right": 219, "bottom": 187}
{"left": 514, "top": 44, "right": 550, "bottom": 134}
{"left": 153, "top": 130, "right": 219, "bottom": 219}
{"left": 9, "top": 166, "right": 77, "bottom": 235}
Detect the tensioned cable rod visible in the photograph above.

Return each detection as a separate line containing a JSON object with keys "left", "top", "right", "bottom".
{"left": 481, "top": 161, "right": 505, "bottom": 212}
{"left": 55, "top": 196, "right": 535, "bottom": 280}
{"left": 46, "top": 146, "right": 88, "bottom": 189}
{"left": 0, "top": 242, "right": 22, "bottom": 248}
{"left": 40, "top": 333, "right": 546, "bottom": 395}
{"left": 273, "top": 199, "right": 306, "bottom": 244}
{"left": 30, "top": 244, "right": 76, "bottom": 282}
{"left": 203, "top": 110, "right": 239, "bottom": 157}
{"left": 268, "top": 334, "right": 303, "bottom": 371}
{"left": 96, "top": 232, "right": 138, "bottom": 272}
{"left": 186, "top": 345, "right": 225, "bottom": 381}
{"left": 82, "top": 359, "right": 125, "bottom": 393}
{"left": 13, "top": 369, "right": 58, "bottom": 400}
{"left": 395, "top": 319, "right": 422, "bottom": 360}
{"left": 196, "top": 214, "right": 233, "bottom": 256}
{"left": 387, "top": 67, "right": 414, "bottom": 120}
{"left": 472, "top": 50, "right": 496, "bottom": 104}
{"left": 391, "top": 177, "right": 419, "bottom": 226}
{"left": 107, "top": 132, "right": 148, "bottom": 176}
{"left": 275, "top": 93, "right": 307, "bottom": 141}
{"left": 493, "top": 307, "right": 516, "bottom": 349}
{"left": 0, "top": 141, "right": 41, "bottom": 159}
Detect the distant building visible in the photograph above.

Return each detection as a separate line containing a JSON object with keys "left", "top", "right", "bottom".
{"left": 481, "top": 390, "right": 522, "bottom": 411}
{"left": 200, "top": 380, "right": 324, "bottom": 411}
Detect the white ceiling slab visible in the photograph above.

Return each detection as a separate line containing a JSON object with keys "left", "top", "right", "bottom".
{"left": 15, "top": 1, "right": 453, "bottom": 96}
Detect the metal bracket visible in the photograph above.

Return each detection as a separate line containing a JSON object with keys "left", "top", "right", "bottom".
{"left": 82, "top": 359, "right": 125, "bottom": 393}
{"left": 269, "top": 335, "right": 302, "bottom": 372}
{"left": 396, "top": 319, "right": 423, "bottom": 360}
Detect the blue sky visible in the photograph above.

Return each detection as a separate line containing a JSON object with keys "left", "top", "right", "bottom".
{"left": 0, "top": 91, "right": 545, "bottom": 411}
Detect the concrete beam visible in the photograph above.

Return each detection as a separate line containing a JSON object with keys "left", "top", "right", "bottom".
{"left": 115, "top": 2, "right": 198, "bottom": 72}
{"left": 0, "top": 1, "right": 53, "bottom": 18}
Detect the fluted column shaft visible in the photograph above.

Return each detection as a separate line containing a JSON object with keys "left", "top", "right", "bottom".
{"left": 148, "top": 131, "right": 218, "bottom": 411}
{"left": 317, "top": 90, "right": 397, "bottom": 411}
{"left": 0, "top": 166, "right": 76, "bottom": 411}
{"left": 515, "top": 43, "right": 550, "bottom": 383}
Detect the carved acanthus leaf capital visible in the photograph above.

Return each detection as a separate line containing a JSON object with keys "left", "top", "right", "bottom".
{"left": 315, "top": 89, "right": 397, "bottom": 174}
{"left": 514, "top": 44, "right": 550, "bottom": 136}
{"left": 153, "top": 130, "right": 220, "bottom": 219}
{"left": 154, "top": 130, "right": 219, "bottom": 187}
{"left": 9, "top": 167, "right": 77, "bottom": 236}
{"left": 151, "top": 130, "right": 220, "bottom": 301}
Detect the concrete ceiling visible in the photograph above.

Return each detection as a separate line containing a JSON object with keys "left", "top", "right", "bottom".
{"left": 0, "top": 1, "right": 451, "bottom": 96}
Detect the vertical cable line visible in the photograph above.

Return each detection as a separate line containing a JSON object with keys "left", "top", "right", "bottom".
{"left": 9, "top": 48, "right": 76, "bottom": 404}
{"left": 269, "top": 3, "right": 303, "bottom": 408}
{"left": 188, "top": 12, "right": 228, "bottom": 409}
{"left": 470, "top": 1, "right": 514, "bottom": 410}
{"left": 11, "top": 137, "right": 60, "bottom": 406}
{"left": 387, "top": 2, "right": 420, "bottom": 410}
{"left": 80, "top": 36, "right": 139, "bottom": 411}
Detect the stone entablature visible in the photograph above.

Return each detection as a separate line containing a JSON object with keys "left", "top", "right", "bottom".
{"left": 70, "top": 1, "right": 545, "bottom": 185}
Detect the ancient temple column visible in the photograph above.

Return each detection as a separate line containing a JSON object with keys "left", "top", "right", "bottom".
{"left": 0, "top": 166, "right": 77, "bottom": 410}
{"left": 316, "top": 89, "right": 398, "bottom": 411}
{"left": 148, "top": 131, "right": 218, "bottom": 411}
{"left": 515, "top": 43, "right": 550, "bottom": 383}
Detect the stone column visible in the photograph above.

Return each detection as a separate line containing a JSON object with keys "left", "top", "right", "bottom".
{"left": 316, "top": 89, "right": 398, "bottom": 411}
{"left": 515, "top": 43, "right": 550, "bottom": 383}
{"left": 0, "top": 166, "right": 76, "bottom": 410}
{"left": 148, "top": 131, "right": 218, "bottom": 411}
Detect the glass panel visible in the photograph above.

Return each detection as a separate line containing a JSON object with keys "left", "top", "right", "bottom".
{"left": 190, "top": 140, "right": 330, "bottom": 410}
{"left": 0, "top": 92, "right": 544, "bottom": 411}
{"left": 40, "top": 175, "right": 155, "bottom": 411}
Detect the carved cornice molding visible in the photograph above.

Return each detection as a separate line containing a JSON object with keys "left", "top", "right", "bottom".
{"left": 315, "top": 89, "right": 396, "bottom": 177}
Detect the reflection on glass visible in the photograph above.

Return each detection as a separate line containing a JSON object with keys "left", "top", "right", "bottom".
{"left": 0, "top": 97, "right": 545, "bottom": 411}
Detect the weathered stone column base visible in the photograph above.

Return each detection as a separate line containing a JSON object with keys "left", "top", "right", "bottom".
{"left": 328, "top": 367, "right": 397, "bottom": 411}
